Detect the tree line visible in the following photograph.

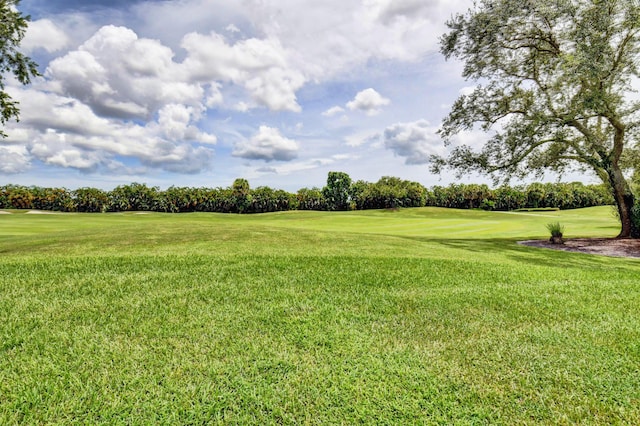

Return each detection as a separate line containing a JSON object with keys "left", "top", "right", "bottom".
{"left": 0, "top": 172, "right": 613, "bottom": 214}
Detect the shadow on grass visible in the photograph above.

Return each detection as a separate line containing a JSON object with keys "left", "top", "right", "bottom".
{"left": 393, "top": 236, "right": 637, "bottom": 270}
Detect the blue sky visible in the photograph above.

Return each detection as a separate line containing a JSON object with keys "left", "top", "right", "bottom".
{"left": 0, "top": 0, "right": 596, "bottom": 190}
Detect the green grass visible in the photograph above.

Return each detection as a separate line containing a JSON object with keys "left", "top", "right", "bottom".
{"left": 0, "top": 207, "right": 638, "bottom": 424}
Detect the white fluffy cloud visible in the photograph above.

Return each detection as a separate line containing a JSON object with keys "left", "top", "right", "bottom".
{"left": 46, "top": 25, "right": 203, "bottom": 120}
{"left": 0, "top": 146, "right": 31, "bottom": 174}
{"left": 181, "top": 32, "right": 305, "bottom": 112}
{"left": 344, "top": 131, "right": 381, "bottom": 148}
{"left": 233, "top": 126, "right": 299, "bottom": 161}
{"left": 368, "top": 0, "right": 437, "bottom": 24}
{"left": 2, "top": 24, "right": 245, "bottom": 175}
{"left": 244, "top": 0, "right": 468, "bottom": 80}
{"left": 383, "top": 119, "right": 443, "bottom": 164}
{"left": 156, "top": 104, "right": 217, "bottom": 144}
{"left": 45, "top": 24, "right": 306, "bottom": 118}
{"left": 322, "top": 106, "right": 345, "bottom": 117}
{"left": 4, "top": 84, "right": 216, "bottom": 174}
{"left": 22, "top": 19, "right": 70, "bottom": 53}
{"left": 346, "top": 88, "right": 391, "bottom": 115}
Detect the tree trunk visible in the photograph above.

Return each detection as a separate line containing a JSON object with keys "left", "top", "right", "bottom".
{"left": 608, "top": 166, "right": 639, "bottom": 238}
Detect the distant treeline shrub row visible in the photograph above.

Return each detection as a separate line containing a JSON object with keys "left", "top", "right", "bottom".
{"left": 0, "top": 172, "right": 613, "bottom": 213}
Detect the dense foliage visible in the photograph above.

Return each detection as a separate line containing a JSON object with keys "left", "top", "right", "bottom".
{"left": 0, "top": 0, "right": 40, "bottom": 138}
{"left": 0, "top": 172, "right": 612, "bottom": 213}
{"left": 322, "top": 171, "right": 352, "bottom": 211}
{"left": 436, "top": 0, "right": 640, "bottom": 237}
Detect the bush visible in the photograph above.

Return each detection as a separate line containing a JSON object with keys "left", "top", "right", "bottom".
{"left": 74, "top": 188, "right": 108, "bottom": 212}
{"left": 107, "top": 183, "right": 161, "bottom": 212}
{"left": 297, "top": 188, "right": 326, "bottom": 210}
{"left": 493, "top": 185, "right": 526, "bottom": 211}
{"left": 480, "top": 199, "right": 495, "bottom": 210}
{"left": 3, "top": 185, "right": 34, "bottom": 209}
{"left": 546, "top": 222, "right": 565, "bottom": 237}
{"left": 546, "top": 222, "right": 565, "bottom": 244}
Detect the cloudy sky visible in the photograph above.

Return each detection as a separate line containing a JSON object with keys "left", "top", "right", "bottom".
{"left": 0, "top": 0, "right": 593, "bottom": 190}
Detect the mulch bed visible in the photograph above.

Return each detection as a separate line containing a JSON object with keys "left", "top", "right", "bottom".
{"left": 518, "top": 238, "right": 640, "bottom": 258}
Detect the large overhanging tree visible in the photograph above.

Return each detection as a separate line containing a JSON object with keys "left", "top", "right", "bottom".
{"left": 0, "top": 0, "right": 39, "bottom": 137}
{"left": 434, "top": 0, "right": 640, "bottom": 238}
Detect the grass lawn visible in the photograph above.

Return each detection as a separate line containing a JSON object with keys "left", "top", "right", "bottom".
{"left": 0, "top": 206, "right": 638, "bottom": 424}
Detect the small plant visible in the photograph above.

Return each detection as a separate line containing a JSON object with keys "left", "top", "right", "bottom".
{"left": 546, "top": 222, "right": 565, "bottom": 244}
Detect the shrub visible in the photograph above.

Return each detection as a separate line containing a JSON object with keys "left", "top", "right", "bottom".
{"left": 74, "top": 188, "right": 108, "bottom": 212}
{"left": 480, "top": 199, "right": 495, "bottom": 211}
{"left": 297, "top": 187, "right": 326, "bottom": 210}
{"left": 107, "top": 183, "right": 161, "bottom": 212}
{"left": 546, "top": 222, "right": 565, "bottom": 244}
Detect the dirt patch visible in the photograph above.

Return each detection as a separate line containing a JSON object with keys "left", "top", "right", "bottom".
{"left": 519, "top": 238, "right": 640, "bottom": 258}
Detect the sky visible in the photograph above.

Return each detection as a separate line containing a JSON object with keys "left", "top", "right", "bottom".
{"left": 0, "top": 0, "right": 598, "bottom": 191}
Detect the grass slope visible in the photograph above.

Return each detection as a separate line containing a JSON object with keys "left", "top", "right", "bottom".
{"left": 0, "top": 207, "right": 638, "bottom": 424}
